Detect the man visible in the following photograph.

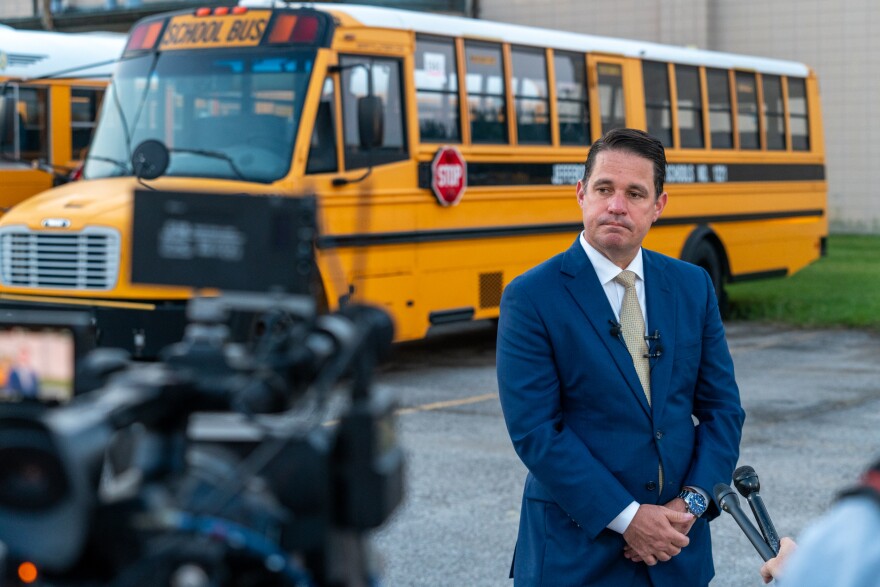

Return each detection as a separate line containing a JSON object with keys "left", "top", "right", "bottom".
{"left": 6, "top": 346, "right": 40, "bottom": 399}
{"left": 497, "top": 128, "right": 745, "bottom": 586}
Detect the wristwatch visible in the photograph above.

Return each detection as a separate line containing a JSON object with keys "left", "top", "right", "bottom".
{"left": 677, "top": 488, "right": 708, "bottom": 517}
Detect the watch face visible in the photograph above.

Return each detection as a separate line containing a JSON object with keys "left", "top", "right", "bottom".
{"left": 688, "top": 492, "right": 707, "bottom": 515}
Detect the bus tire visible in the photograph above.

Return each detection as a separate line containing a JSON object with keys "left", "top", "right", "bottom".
{"left": 690, "top": 239, "right": 729, "bottom": 318}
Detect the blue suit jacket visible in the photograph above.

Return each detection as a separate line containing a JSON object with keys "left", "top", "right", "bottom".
{"left": 497, "top": 238, "right": 745, "bottom": 587}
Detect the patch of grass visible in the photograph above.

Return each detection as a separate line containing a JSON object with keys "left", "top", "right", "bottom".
{"left": 726, "top": 235, "right": 880, "bottom": 329}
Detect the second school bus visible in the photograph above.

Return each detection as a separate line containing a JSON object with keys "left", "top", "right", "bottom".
{"left": 0, "top": 2, "right": 826, "bottom": 356}
{"left": 0, "top": 27, "right": 125, "bottom": 211}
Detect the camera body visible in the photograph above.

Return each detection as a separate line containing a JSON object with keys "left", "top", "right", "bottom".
{"left": 0, "top": 295, "right": 402, "bottom": 586}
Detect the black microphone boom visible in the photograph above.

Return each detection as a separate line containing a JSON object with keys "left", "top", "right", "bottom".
{"left": 733, "top": 465, "right": 780, "bottom": 555}
{"left": 713, "top": 483, "right": 775, "bottom": 562}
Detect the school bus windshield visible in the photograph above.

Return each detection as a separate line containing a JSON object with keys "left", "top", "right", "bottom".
{"left": 84, "top": 48, "right": 315, "bottom": 183}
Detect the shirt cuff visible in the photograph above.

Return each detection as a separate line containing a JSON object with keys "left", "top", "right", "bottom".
{"left": 607, "top": 501, "right": 640, "bottom": 534}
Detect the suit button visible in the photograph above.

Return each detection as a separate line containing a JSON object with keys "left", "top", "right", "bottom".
{"left": 645, "top": 481, "right": 657, "bottom": 491}
{"left": 655, "top": 430, "right": 664, "bottom": 440}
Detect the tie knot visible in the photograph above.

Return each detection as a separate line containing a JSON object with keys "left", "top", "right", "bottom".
{"left": 615, "top": 270, "right": 637, "bottom": 289}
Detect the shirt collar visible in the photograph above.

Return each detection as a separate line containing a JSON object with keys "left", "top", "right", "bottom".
{"left": 579, "top": 232, "right": 644, "bottom": 285}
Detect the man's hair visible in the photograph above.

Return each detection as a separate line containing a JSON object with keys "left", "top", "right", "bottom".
{"left": 581, "top": 128, "right": 667, "bottom": 197}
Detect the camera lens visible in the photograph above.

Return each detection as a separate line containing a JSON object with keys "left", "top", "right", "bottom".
{"left": 0, "top": 427, "right": 70, "bottom": 510}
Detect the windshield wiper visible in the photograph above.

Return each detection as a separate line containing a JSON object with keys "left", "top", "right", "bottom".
{"left": 87, "top": 155, "right": 130, "bottom": 174}
{"left": 170, "top": 147, "right": 246, "bottom": 180}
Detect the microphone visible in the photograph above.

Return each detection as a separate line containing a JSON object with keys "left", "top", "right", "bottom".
{"left": 733, "top": 466, "right": 780, "bottom": 555}
{"left": 608, "top": 320, "right": 622, "bottom": 338}
{"left": 643, "top": 330, "right": 662, "bottom": 359}
{"left": 713, "top": 483, "right": 775, "bottom": 562}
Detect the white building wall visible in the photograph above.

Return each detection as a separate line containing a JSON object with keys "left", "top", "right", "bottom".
{"left": 480, "top": 0, "right": 879, "bottom": 232}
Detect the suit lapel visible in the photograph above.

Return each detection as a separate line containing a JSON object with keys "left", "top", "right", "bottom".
{"left": 561, "top": 239, "right": 652, "bottom": 419}
{"left": 643, "top": 250, "right": 676, "bottom": 422}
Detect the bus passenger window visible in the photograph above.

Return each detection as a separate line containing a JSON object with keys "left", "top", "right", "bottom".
{"left": 3, "top": 85, "right": 49, "bottom": 161}
{"left": 642, "top": 61, "right": 672, "bottom": 147}
{"left": 554, "top": 51, "right": 589, "bottom": 146}
{"left": 511, "top": 46, "right": 550, "bottom": 145}
{"left": 306, "top": 77, "right": 338, "bottom": 174}
{"left": 736, "top": 71, "right": 760, "bottom": 149}
{"left": 763, "top": 75, "right": 785, "bottom": 150}
{"left": 597, "top": 62, "right": 626, "bottom": 134}
{"left": 339, "top": 55, "right": 407, "bottom": 170}
{"left": 706, "top": 68, "right": 733, "bottom": 149}
{"left": 465, "top": 41, "right": 507, "bottom": 144}
{"left": 788, "top": 77, "right": 810, "bottom": 151}
{"left": 676, "top": 65, "right": 704, "bottom": 149}
{"left": 415, "top": 35, "right": 460, "bottom": 142}
{"left": 71, "top": 88, "right": 105, "bottom": 160}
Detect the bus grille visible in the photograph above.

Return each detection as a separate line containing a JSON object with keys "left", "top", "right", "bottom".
{"left": 0, "top": 227, "right": 121, "bottom": 290}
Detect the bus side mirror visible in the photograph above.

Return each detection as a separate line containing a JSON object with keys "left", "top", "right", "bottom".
{"left": 0, "top": 95, "right": 16, "bottom": 150}
{"left": 357, "top": 95, "right": 383, "bottom": 149}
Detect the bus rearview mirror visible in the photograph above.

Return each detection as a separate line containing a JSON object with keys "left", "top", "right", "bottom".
{"left": 358, "top": 95, "right": 383, "bottom": 149}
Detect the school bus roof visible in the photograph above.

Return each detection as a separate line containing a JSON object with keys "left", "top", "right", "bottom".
{"left": 240, "top": 1, "right": 810, "bottom": 78}
{"left": 0, "top": 26, "right": 125, "bottom": 80}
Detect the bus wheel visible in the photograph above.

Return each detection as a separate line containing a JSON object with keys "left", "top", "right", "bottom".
{"left": 691, "top": 239, "right": 729, "bottom": 317}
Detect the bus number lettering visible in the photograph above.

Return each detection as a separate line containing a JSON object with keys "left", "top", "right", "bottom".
{"left": 666, "top": 163, "right": 729, "bottom": 184}
{"left": 227, "top": 19, "right": 267, "bottom": 43}
{"left": 436, "top": 164, "right": 462, "bottom": 188}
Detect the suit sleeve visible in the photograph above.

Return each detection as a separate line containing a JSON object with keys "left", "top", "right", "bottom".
{"left": 684, "top": 268, "right": 746, "bottom": 520}
{"left": 497, "top": 277, "right": 634, "bottom": 539}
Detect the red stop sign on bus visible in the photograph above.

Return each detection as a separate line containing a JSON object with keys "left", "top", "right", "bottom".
{"left": 430, "top": 146, "right": 467, "bottom": 206}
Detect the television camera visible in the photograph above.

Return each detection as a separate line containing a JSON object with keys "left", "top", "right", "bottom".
{"left": 0, "top": 190, "right": 404, "bottom": 586}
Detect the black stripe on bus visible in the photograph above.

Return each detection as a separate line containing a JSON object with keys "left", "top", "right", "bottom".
{"left": 417, "top": 162, "right": 825, "bottom": 188}
{"left": 316, "top": 208, "right": 824, "bottom": 249}
{"left": 728, "top": 268, "right": 788, "bottom": 283}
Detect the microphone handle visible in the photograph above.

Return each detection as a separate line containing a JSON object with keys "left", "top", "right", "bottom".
{"left": 720, "top": 496, "right": 776, "bottom": 561}
{"left": 748, "top": 493, "right": 780, "bottom": 555}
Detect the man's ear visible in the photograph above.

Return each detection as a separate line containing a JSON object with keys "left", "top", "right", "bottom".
{"left": 576, "top": 180, "right": 586, "bottom": 207}
{"left": 653, "top": 191, "right": 668, "bottom": 222}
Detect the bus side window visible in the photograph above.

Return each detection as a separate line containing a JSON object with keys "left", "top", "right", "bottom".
{"left": 306, "top": 77, "right": 338, "bottom": 174}
{"left": 415, "top": 35, "right": 460, "bottom": 142}
{"left": 71, "top": 88, "right": 104, "bottom": 161}
{"left": 676, "top": 64, "right": 705, "bottom": 149}
{"left": 597, "top": 62, "right": 626, "bottom": 134}
{"left": 465, "top": 41, "right": 507, "bottom": 144}
{"left": 17, "top": 87, "right": 48, "bottom": 162}
{"left": 554, "top": 51, "right": 590, "bottom": 146}
{"left": 787, "top": 77, "right": 810, "bottom": 151}
{"left": 339, "top": 55, "right": 408, "bottom": 170}
{"left": 511, "top": 46, "right": 550, "bottom": 145}
{"left": 735, "top": 71, "right": 760, "bottom": 150}
{"left": 642, "top": 61, "right": 672, "bottom": 147}
{"left": 763, "top": 74, "right": 785, "bottom": 150}
{"left": 706, "top": 68, "right": 733, "bottom": 149}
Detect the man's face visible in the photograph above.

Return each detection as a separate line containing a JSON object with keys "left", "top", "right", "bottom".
{"left": 577, "top": 149, "right": 667, "bottom": 268}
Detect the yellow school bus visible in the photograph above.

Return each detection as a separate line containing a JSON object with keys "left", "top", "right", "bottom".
{"left": 0, "top": 27, "right": 125, "bottom": 210}
{"left": 0, "top": 2, "right": 826, "bottom": 356}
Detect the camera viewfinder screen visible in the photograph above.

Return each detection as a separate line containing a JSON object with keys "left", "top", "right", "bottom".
{"left": 0, "top": 326, "right": 74, "bottom": 404}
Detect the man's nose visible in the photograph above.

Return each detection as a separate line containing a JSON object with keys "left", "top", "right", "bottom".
{"left": 607, "top": 191, "right": 627, "bottom": 213}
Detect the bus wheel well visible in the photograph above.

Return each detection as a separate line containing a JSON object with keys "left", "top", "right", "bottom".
{"left": 680, "top": 227, "right": 730, "bottom": 317}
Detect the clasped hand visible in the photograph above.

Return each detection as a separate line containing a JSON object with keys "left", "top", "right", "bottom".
{"left": 622, "top": 499, "right": 695, "bottom": 566}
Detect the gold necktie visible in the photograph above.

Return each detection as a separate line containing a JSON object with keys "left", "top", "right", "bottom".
{"left": 614, "top": 270, "right": 663, "bottom": 491}
{"left": 614, "top": 270, "right": 651, "bottom": 405}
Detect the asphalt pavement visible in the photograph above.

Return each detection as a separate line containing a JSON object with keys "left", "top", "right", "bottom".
{"left": 371, "top": 320, "right": 880, "bottom": 586}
